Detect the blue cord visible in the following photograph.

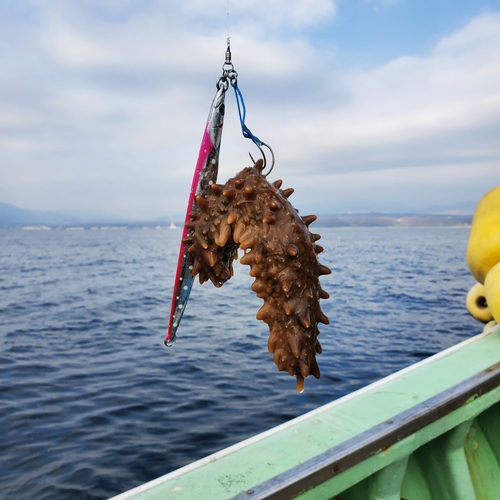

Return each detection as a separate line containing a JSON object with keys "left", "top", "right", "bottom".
{"left": 231, "top": 81, "right": 265, "bottom": 147}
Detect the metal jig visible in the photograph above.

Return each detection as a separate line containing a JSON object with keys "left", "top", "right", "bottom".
{"left": 165, "top": 42, "right": 275, "bottom": 346}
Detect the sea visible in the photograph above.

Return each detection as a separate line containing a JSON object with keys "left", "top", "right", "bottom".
{"left": 0, "top": 226, "right": 480, "bottom": 499}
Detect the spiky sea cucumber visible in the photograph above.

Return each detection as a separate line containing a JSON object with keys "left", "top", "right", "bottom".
{"left": 183, "top": 159, "right": 331, "bottom": 392}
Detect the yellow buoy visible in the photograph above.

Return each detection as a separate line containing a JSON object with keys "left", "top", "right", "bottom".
{"left": 466, "top": 186, "right": 500, "bottom": 284}
{"left": 484, "top": 262, "right": 500, "bottom": 324}
{"left": 466, "top": 282, "right": 493, "bottom": 323}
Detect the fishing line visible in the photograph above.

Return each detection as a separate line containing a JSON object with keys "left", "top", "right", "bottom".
{"left": 220, "top": 0, "right": 275, "bottom": 176}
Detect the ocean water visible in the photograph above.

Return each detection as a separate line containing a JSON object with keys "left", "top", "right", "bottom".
{"left": 0, "top": 226, "right": 480, "bottom": 499}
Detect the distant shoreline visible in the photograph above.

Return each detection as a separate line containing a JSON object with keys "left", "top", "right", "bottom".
{"left": 0, "top": 213, "right": 472, "bottom": 230}
{"left": 0, "top": 202, "right": 474, "bottom": 229}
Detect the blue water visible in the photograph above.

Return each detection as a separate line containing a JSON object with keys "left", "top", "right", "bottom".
{"left": 0, "top": 227, "right": 479, "bottom": 499}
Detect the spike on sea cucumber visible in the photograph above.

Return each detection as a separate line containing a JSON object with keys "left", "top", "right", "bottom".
{"left": 223, "top": 188, "right": 236, "bottom": 199}
{"left": 296, "top": 375, "right": 305, "bottom": 393}
{"left": 249, "top": 263, "right": 261, "bottom": 278}
{"left": 317, "top": 309, "right": 330, "bottom": 325}
{"left": 216, "top": 219, "right": 231, "bottom": 247}
{"left": 244, "top": 186, "right": 256, "bottom": 199}
{"left": 273, "top": 179, "right": 283, "bottom": 189}
{"left": 192, "top": 258, "right": 202, "bottom": 276}
{"left": 302, "top": 215, "right": 317, "bottom": 226}
{"left": 195, "top": 195, "right": 209, "bottom": 210}
{"left": 233, "top": 221, "right": 246, "bottom": 242}
{"left": 310, "top": 358, "right": 321, "bottom": 379}
{"left": 211, "top": 183, "right": 224, "bottom": 195}
{"left": 251, "top": 279, "right": 267, "bottom": 296}
{"left": 256, "top": 303, "right": 273, "bottom": 321}
{"left": 240, "top": 252, "right": 254, "bottom": 266}
{"left": 286, "top": 243, "right": 299, "bottom": 257}
{"left": 298, "top": 311, "right": 312, "bottom": 329}
{"left": 203, "top": 250, "right": 217, "bottom": 267}
{"left": 239, "top": 228, "right": 255, "bottom": 250}
{"left": 317, "top": 264, "right": 332, "bottom": 276}
{"left": 267, "top": 330, "right": 280, "bottom": 352}
{"left": 227, "top": 211, "right": 238, "bottom": 224}
{"left": 286, "top": 332, "right": 301, "bottom": 358}
{"left": 263, "top": 214, "right": 277, "bottom": 225}
{"left": 254, "top": 159, "right": 265, "bottom": 171}
{"left": 283, "top": 302, "right": 294, "bottom": 316}
{"left": 282, "top": 188, "right": 294, "bottom": 198}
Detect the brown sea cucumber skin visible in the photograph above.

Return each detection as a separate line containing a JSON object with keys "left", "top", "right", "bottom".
{"left": 183, "top": 159, "right": 331, "bottom": 392}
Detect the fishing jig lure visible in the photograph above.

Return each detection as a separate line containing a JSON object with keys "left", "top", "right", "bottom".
{"left": 165, "top": 43, "right": 331, "bottom": 392}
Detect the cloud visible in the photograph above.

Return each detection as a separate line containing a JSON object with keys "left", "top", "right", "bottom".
{"left": 293, "top": 160, "right": 500, "bottom": 215}
{"left": 268, "top": 14, "right": 500, "bottom": 173}
{"left": 0, "top": 4, "right": 499, "bottom": 217}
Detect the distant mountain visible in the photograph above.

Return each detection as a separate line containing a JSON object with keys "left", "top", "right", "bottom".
{"left": 0, "top": 203, "right": 133, "bottom": 226}
{"left": 315, "top": 213, "right": 472, "bottom": 228}
{"left": 0, "top": 203, "right": 76, "bottom": 226}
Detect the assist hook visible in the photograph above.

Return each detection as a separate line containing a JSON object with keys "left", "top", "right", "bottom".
{"left": 232, "top": 80, "right": 276, "bottom": 177}
{"left": 248, "top": 141, "right": 275, "bottom": 177}
{"left": 223, "top": 39, "right": 275, "bottom": 176}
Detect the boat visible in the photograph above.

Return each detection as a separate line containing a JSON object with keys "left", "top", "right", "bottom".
{"left": 110, "top": 321, "right": 500, "bottom": 500}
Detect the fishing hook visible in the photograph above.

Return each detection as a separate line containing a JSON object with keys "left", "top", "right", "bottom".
{"left": 248, "top": 140, "right": 275, "bottom": 177}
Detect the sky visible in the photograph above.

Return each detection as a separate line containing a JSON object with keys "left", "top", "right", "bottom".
{"left": 1, "top": 0, "right": 500, "bottom": 220}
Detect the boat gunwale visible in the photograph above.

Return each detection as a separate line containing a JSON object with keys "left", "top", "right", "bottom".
{"left": 230, "top": 359, "right": 500, "bottom": 499}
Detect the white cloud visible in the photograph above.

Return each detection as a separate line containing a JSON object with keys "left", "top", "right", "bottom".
{"left": 41, "top": 15, "right": 216, "bottom": 72}
{"left": 266, "top": 13, "right": 500, "bottom": 174}
{"left": 39, "top": 6, "right": 318, "bottom": 84}
{"left": 0, "top": 4, "right": 499, "bottom": 217}
{"left": 291, "top": 161, "right": 500, "bottom": 215}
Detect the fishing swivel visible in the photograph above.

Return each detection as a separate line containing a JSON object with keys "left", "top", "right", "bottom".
{"left": 216, "top": 39, "right": 238, "bottom": 91}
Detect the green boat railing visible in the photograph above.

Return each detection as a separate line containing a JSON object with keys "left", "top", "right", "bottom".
{"left": 111, "top": 324, "right": 500, "bottom": 500}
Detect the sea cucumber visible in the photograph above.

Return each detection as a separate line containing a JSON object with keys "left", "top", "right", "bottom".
{"left": 182, "top": 159, "right": 331, "bottom": 392}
